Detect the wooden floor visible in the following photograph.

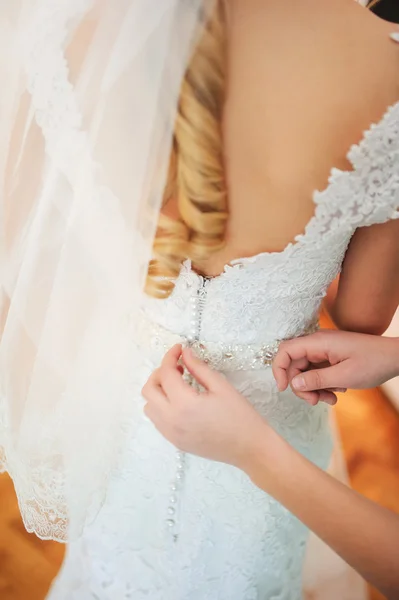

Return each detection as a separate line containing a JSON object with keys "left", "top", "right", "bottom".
{"left": 0, "top": 476, "right": 64, "bottom": 600}
{"left": 1, "top": 386, "right": 399, "bottom": 600}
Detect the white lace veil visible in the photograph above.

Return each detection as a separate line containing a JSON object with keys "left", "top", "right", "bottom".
{"left": 0, "top": 0, "right": 211, "bottom": 541}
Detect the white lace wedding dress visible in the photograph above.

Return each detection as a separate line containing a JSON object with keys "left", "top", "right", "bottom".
{"left": 46, "top": 97, "right": 399, "bottom": 600}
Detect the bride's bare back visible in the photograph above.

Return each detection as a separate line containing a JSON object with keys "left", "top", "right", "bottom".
{"left": 222, "top": 0, "right": 398, "bottom": 258}
{"left": 183, "top": 0, "right": 399, "bottom": 334}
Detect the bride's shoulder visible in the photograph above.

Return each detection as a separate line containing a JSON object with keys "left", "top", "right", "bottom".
{"left": 226, "top": 0, "right": 399, "bottom": 115}
{"left": 226, "top": 0, "right": 398, "bottom": 68}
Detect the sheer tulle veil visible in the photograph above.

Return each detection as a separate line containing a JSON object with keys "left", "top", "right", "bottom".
{"left": 0, "top": 0, "right": 212, "bottom": 542}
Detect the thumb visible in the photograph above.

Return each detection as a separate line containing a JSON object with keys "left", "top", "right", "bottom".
{"left": 182, "top": 348, "right": 225, "bottom": 391}
{"left": 291, "top": 362, "right": 349, "bottom": 392}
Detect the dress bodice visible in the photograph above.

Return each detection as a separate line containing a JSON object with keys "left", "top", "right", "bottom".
{"left": 143, "top": 100, "right": 399, "bottom": 347}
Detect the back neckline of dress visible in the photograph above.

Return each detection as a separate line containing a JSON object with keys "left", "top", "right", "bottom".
{"left": 187, "top": 94, "right": 399, "bottom": 282}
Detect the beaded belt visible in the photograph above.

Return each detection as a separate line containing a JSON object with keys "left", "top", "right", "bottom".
{"left": 136, "top": 315, "right": 309, "bottom": 372}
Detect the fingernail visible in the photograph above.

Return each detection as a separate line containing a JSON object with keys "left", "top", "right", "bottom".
{"left": 292, "top": 376, "right": 306, "bottom": 391}
{"left": 325, "top": 398, "right": 337, "bottom": 406}
{"left": 390, "top": 32, "right": 399, "bottom": 43}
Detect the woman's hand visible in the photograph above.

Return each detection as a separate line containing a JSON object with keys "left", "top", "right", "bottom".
{"left": 272, "top": 330, "right": 399, "bottom": 405}
{"left": 142, "top": 345, "right": 269, "bottom": 468}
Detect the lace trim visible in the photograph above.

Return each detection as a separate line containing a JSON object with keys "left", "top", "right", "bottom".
{"left": 0, "top": 426, "right": 68, "bottom": 541}
{"left": 302, "top": 100, "right": 399, "bottom": 240}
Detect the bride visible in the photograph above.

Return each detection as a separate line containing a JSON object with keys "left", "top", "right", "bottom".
{"left": 1, "top": 0, "right": 399, "bottom": 598}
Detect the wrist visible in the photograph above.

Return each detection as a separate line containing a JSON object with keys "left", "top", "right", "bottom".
{"left": 238, "top": 422, "right": 293, "bottom": 491}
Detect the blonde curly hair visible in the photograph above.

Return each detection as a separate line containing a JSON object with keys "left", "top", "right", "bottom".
{"left": 146, "top": 1, "right": 228, "bottom": 299}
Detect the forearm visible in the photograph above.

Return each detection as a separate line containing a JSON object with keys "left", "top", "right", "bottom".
{"left": 244, "top": 429, "right": 399, "bottom": 599}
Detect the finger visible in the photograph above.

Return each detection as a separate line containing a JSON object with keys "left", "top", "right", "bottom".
{"left": 141, "top": 368, "right": 162, "bottom": 399}
{"left": 272, "top": 348, "right": 291, "bottom": 391}
{"left": 288, "top": 383, "right": 321, "bottom": 406}
{"left": 161, "top": 344, "right": 183, "bottom": 369}
{"left": 291, "top": 361, "right": 350, "bottom": 392}
{"left": 273, "top": 348, "right": 311, "bottom": 387}
{"left": 181, "top": 348, "right": 226, "bottom": 392}
{"left": 285, "top": 357, "right": 311, "bottom": 385}
{"left": 289, "top": 386, "right": 337, "bottom": 407}
{"left": 162, "top": 345, "right": 193, "bottom": 375}
{"left": 317, "top": 390, "right": 338, "bottom": 406}
{"left": 158, "top": 345, "right": 198, "bottom": 400}
{"left": 159, "top": 360, "right": 198, "bottom": 401}
{"left": 143, "top": 384, "right": 170, "bottom": 425}
{"left": 285, "top": 363, "right": 320, "bottom": 406}
{"left": 277, "top": 334, "right": 332, "bottom": 367}
{"left": 293, "top": 390, "right": 322, "bottom": 406}
{"left": 142, "top": 380, "right": 168, "bottom": 406}
{"left": 273, "top": 337, "right": 329, "bottom": 392}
